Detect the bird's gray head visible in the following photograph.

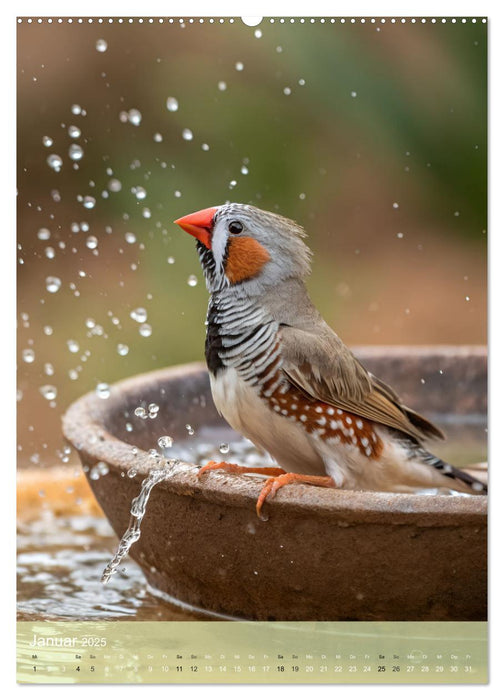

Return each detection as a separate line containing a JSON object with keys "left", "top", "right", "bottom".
{"left": 174, "top": 203, "right": 312, "bottom": 294}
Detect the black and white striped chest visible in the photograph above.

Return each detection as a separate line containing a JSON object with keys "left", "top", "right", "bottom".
{"left": 204, "top": 294, "right": 283, "bottom": 397}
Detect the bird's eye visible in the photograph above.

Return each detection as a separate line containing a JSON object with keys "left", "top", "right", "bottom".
{"left": 228, "top": 221, "right": 243, "bottom": 234}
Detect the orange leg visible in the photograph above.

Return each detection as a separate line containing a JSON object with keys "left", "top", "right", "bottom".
{"left": 256, "top": 474, "right": 336, "bottom": 520}
{"left": 198, "top": 460, "right": 287, "bottom": 478}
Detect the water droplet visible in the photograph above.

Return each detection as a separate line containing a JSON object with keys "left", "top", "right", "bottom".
{"left": 125, "top": 232, "right": 136, "bottom": 244}
{"left": 127, "top": 467, "right": 138, "bottom": 478}
{"left": 83, "top": 196, "right": 96, "bottom": 209}
{"left": 134, "top": 406, "right": 147, "bottom": 419}
{"left": 47, "top": 154, "right": 63, "bottom": 172}
{"left": 86, "top": 235, "right": 98, "bottom": 249}
{"left": 117, "top": 343, "right": 129, "bottom": 356}
{"left": 240, "top": 165, "right": 249, "bottom": 175}
{"left": 396, "top": 232, "right": 404, "bottom": 238}
{"left": 43, "top": 325, "right": 53, "bottom": 335}
{"left": 128, "top": 108, "right": 142, "bottom": 126}
{"left": 39, "top": 384, "right": 57, "bottom": 400}
{"left": 45, "top": 246, "right": 55, "bottom": 259}
{"left": 229, "top": 180, "right": 237, "bottom": 189}
{"left": 167, "top": 256, "right": 175, "bottom": 264}
{"left": 254, "top": 29, "right": 262, "bottom": 38}
{"left": 68, "top": 125, "right": 81, "bottom": 138}
{"left": 67, "top": 339, "right": 80, "bottom": 353}
{"left": 89, "top": 466, "right": 101, "bottom": 480}
{"left": 185, "top": 424, "right": 195, "bottom": 436}
{"left": 71, "top": 104, "right": 82, "bottom": 115}
{"left": 42, "top": 135, "right": 53, "bottom": 147}
{"left": 108, "top": 178, "right": 122, "bottom": 192}
{"left": 139, "top": 323, "right": 152, "bottom": 337}
{"left": 351, "top": 90, "right": 357, "bottom": 97}
{"left": 130, "top": 307, "right": 147, "bottom": 323}
{"left": 157, "top": 435, "right": 173, "bottom": 449}
{"left": 392, "top": 202, "right": 399, "bottom": 209}
{"left": 132, "top": 186, "right": 146, "bottom": 200}
{"left": 96, "top": 38, "right": 108, "bottom": 52}
{"left": 142, "top": 207, "right": 151, "bottom": 218}
{"left": 45, "top": 276, "right": 61, "bottom": 293}
{"left": 69, "top": 144, "right": 84, "bottom": 161}
{"left": 153, "top": 132, "right": 163, "bottom": 142}
{"left": 22, "top": 348, "right": 35, "bottom": 363}
{"left": 44, "top": 362, "right": 54, "bottom": 376}
{"left": 298, "top": 78, "right": 305, "bottom": 86}
{"left": 219, "top": 443, "right": 230, "bottom": 454}
{"left": 98, "top": 461, "right": 109, "bottom": 476}
{"left": 182, "top": 128, "right": 193, "bottom": 141}
{"left": 148, "top": 404, "right": 159, "bottom": 419}
{"left": 201, "top": 143, "right": 210, "bottom": 151}
{"left": 37, "top": 227, "right": 51, "bottom": 240}
{"left": 166, "top": 96, "right": 179, "bottom": 112}
{"left": 96, "top": 382, "right": 110, "bottom": 399}
{"left": 235, "top": 61, "right": 244, "bottom": 71}
{"left": 218, "top": 81, "right": 227, "bottom": 91}
{"left": 283, "top": 87, "right": 291, "bottom": 95}
{"left": 187, "top": 274, "right": 198, "bottom": 287}
{"left": 465, "top": 296, "right": 470, "bottom": 301}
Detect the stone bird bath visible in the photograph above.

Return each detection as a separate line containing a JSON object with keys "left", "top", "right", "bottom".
{"left": 62, "top": 347, "right": 487, "bottom": 621}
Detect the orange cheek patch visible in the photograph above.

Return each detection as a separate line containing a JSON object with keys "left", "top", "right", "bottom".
{"left": 225, "top": 237, "right": 270, "bottom": 284}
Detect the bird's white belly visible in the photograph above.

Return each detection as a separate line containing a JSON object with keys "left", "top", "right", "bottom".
{"left": 210, "top": 368, "right": 326, "bottom": 476}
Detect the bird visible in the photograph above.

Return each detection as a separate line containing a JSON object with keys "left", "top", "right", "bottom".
{"left": 174, "top": 203, "right": 487, "bottom": 518}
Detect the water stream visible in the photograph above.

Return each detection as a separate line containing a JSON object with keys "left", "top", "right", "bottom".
{"left": 101, "top": 459, "right": 196, "bottom": 584}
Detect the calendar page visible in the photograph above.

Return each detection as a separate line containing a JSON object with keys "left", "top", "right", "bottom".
{"left": 16, "top": 12, "right": 488, "bottom": 685}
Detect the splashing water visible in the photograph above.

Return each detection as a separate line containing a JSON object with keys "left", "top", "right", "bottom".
{"left": 47, "top": 154, "right": 63, "bottom": 172}
{"left": 166, "top": 96, "right": 179, "bottom": 112}
{"left": 69, "top": 144, "right": 84, "bottom": 161}
{"left": 101, "top": 460, "right": 194, "bottom": 583}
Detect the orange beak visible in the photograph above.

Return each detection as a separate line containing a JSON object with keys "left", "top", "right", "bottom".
{"left": 174, "top": 206, "right": 218, "bottom": 249}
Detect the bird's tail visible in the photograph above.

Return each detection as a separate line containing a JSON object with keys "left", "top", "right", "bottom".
{"left": 416, "top": 446, "right": 487, "bottom": 495}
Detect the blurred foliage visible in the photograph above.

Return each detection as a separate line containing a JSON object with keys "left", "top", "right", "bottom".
{"left": 17, "top": 18, "right": 487, "bottom": 467}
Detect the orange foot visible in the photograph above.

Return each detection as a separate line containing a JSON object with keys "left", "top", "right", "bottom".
{"left": 256, "top": 474, "right": 336, "bottom": 520}
{"left": 198, "top": 460, "right": 287, "bottom": 478}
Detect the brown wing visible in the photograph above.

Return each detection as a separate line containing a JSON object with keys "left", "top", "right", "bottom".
{"left": 280, "top": 325, "right": 444, "bottom": 442}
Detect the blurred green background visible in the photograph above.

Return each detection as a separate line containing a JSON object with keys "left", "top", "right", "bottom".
{"left": 17, "top": 18, "right": 487, "bottom": 469}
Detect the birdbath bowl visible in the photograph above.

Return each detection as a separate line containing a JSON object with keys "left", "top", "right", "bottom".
{"left": 62, "top": 347, "right": 487, "bottom": 621}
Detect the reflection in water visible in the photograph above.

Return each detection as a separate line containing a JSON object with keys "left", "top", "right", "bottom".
{"left": 17, "top": 512, "right": 201, "bottom": 621}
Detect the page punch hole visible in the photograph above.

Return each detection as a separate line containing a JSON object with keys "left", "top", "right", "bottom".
{"left": 241, "top": 17, "right": 263, "bottom": 27}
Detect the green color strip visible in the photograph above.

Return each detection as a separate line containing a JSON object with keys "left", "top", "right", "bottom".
{"left": 17, "top": 621, "right": 487, "bottom": 684}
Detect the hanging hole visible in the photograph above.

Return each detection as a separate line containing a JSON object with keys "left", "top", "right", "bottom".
{"left": 241, "top": 16, "right": 263, "bottom": 27}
